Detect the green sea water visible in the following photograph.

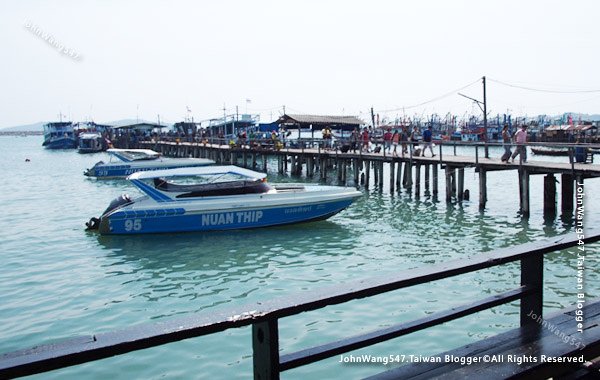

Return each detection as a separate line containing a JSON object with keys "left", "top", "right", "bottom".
{"left": 0, "top": 136, "right": 598, "bottom": 379}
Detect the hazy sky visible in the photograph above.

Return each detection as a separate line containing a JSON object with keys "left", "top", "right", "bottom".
{"left": 1, "top": 0, "right": 599, "bottom": 127}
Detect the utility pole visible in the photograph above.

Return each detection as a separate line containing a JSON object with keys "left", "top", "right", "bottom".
{"left": 223, "top": 104, "right": 227, "bottom": 137}
{"left": 483, "top": 76, "right": 488, "bottom": 158}
{"left": 458, "top": 75, "right": 489, "bottom": 158}
{"left": 370, "top": 107, "right": 375, "bottom": 127}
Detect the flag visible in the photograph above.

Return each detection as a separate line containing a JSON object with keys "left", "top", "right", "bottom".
{"left": 186, "top": 106, "right": 192, "bottom": 113}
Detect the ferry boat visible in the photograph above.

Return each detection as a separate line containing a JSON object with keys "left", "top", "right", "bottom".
{"left": 42, "top": 122, "right": 76, "bottom": 149}
{"left": 86, "top": 166, "right": 362, "bottom": 234}
{"left": 84, "top": 149, "right": 214, "bottom": 178}
{"left": 78, "top": 132, "right": 104, "bottom": 153}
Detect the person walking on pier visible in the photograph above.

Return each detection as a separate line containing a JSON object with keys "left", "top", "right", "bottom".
{"left": 392, "top": 129, "right": 400, "bottom": 156}
{"left": 421, "top": 125, "right": 435, "bottom": 157}
{"left": 401, "top": 126, "right": 409, "bottom": 157}
{"left": 361, "top": 127, "right": 370, "bottom": 152}
{"left": 383, "top": 128, "right": 393, "bottom": 153}
{"left": 350, "top": 128, "right": 359, "bottom": 153}
{"left": 501, "top": 124, "right": 512, "bottom": 162}
{"left": 511, "top": 125, "right": 528, "bottom": 163}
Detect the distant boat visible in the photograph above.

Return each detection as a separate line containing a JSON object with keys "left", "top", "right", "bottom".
{"left": 42, "top": 122, "right": 76, "bottom": 149}
{"left": 85, "top": 165, "right": 362, "bottom": 234}
{"left": 531, "top": 147, "right": 570, "bottom": 156}
{"left": 78, "top": 132, "right": 104, "bottom": 153}
{"left": 84, "top": 148, "right": 215, "bottom": 178}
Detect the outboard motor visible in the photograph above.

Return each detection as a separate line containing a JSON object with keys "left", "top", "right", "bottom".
{"left": 85, "top": 194, "right": 133, "bottom": 231}
{"left": 84, "top": 161, "right": 104, "bottom": 177}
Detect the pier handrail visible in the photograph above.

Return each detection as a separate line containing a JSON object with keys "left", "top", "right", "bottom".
{"left": 2, "top": 231, "right": 599, "bottom": 379}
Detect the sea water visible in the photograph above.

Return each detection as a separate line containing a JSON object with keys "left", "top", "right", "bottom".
{"left": 0, "top": 136, "right": 597, "bottom": 379}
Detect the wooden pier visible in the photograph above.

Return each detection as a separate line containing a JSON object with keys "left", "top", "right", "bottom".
{"left": 141, "top": 140, "right": 600, "bottom": 217}
{"left": 2, "top": 231, "right": 600, "bottom": 379}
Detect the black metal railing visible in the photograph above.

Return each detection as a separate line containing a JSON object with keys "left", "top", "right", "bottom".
{"left": 3, "top": 231, "right": 599, "bottom": 379}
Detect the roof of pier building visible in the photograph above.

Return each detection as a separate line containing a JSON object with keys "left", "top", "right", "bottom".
{"left": 277, "top": 114, "right": 364, "bottom": 130}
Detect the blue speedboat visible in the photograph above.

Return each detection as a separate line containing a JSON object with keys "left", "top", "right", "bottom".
{"left": 86, "top": 166, "right": 362, "bottom": 234}
{"left": 84, "top": 149, "right": 214, "bottom": 178}
{"left": 42, "top": 122, "right": 77, "bottom": 149}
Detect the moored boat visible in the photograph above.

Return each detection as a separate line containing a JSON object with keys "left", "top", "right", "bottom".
{"left": 84, "top": 148, "right": 214, "bottom": 178}
{"left": 86, "top": 166, "right": 362, "bottom": 234}
{"left": 531, "top": 147, "right": 570, "bottom": 156}
{"left": 42, "top": 122, "right": 77, "bottom": 149}
{"left": 78, "top": 132, "right": 105, "bottom": 153}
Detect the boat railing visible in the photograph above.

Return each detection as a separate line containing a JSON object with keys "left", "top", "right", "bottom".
{"left": 1, "top": 231, "right": 599, "bottom": 379}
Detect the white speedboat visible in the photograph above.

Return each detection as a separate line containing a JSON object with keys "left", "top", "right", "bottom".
{"left": 86, "top": 166, "right": 362, "bottom": 234}
{"left": 84, "top": 149, "right": 214, "bottom": 178}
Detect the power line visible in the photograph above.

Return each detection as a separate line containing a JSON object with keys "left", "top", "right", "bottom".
{"left": 376, "top": 78, "right": 481, "bottom": 113}
{"left": 488, "top": 78, "right": 600, "bottom": 94}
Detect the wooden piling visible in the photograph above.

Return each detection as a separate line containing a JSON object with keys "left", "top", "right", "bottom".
{"left": 432, "top": 164, "right": 438, "bottom": 196}
{"left": 415, "top": 164, "right": 421, "bottom": 196}
{"left": 424, "top": 164, "right": 430, "bottom": 192}
{"left": 390, "top": 161, "right": 395, "bottom": 192}
{"left": 561, "top": 174, "right": 574, "bottom": 215}
{"left": 378, "top": 161, "right": 384, "bottom": 189}
{"left": 543, "top": 174, "right": 557, "bottom": 217}
{"left": 519, "top": 169, "right": 530, "bottom": 216}
{"left": 479, "top": 168, "right": 487, "bottom": 209}
{"left": 445, "top": 165, "right": 453, "bottom": 202}
{"left": 457, "top": 167, "right": 465, "bottom": 202}
{"left": 396, "top": 160, "right": 402, "bottom": 191}
{"left": 365, "top": 160, "right": 370, "bottom": 188}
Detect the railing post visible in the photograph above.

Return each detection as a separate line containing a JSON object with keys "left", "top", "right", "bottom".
{"left": 520, "top": 252, "right": 543, "bottom": 327}
{"left": 253, "top": 320, "right": 280, "bottom": 380}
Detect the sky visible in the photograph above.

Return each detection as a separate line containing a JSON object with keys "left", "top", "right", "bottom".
{"left": 1, "top": 0, "right": 600, "bottom": 128}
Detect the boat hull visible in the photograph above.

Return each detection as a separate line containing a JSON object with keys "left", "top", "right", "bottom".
{"left": 98, "top": 192, "right": 359, "bottom": 234}
{"left": 85, "top": 158, "right": 214, "bottom": 178}
{"left": 43, "top": 137, "right": 77, "bottom": 149}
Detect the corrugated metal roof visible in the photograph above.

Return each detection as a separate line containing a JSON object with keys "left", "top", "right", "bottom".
{"left": 280, "top": 114, "right": 364, "bottom": 125}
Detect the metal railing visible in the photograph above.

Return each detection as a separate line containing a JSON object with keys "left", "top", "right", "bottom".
{"left": 2, "top": 231, "right": 599, "bottom": 379}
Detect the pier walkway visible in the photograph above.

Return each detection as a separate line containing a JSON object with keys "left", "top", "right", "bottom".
{"left": 141, "top": 140, "right": 600, "bottom": 217}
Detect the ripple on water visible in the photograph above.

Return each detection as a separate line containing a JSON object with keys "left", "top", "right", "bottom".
{"left": 0, "top": 137, "right": 598, "bottom": 379}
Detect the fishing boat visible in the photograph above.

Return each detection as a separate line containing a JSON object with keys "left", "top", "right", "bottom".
{"left": 86, "top": 166, "right": 362, "bottom": 234}
{"left": 78, "top": 132, "right": 105, "bottom": 153}
{"left": 84, "top": 149, "right": 214, "bottom": 178}
{"left": 531, "top": 147, "right": 570, "bottom": 156}
{"left": 42, "top": 122, "right": 77, "bottom": 149}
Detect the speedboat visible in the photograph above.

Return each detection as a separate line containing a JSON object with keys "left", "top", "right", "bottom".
{"left": 78, "top": 132, "right": 105, "bottom": 153}
{"left": 86, "top": 166, "right": 362, "bottom": 234}
{"left": 84, "top": 149, "right": 214, "bottom": 178}
{"left": 42, "top": 122, "right": 76, "bottom": 149}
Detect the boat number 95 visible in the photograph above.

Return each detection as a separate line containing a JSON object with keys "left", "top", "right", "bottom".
{"left": 124, "top": 219, "right": 142, "bottom": 231}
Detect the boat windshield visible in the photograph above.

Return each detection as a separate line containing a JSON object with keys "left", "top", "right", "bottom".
{"left": 110, "top": 150, "right": 160, "bottom": 162}
{"left": 153, "top": 173, "right": 273, "bottom": 198}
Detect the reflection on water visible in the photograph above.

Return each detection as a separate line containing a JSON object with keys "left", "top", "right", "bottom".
{"left": 1, "top": 137, "right": 599, "bottom": 380}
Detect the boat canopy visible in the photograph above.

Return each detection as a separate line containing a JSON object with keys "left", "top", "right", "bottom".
{"left": 127, "top": 166, "right": 267, "bottom": 181}
{"left": 107, "top": 148, "right": 161, "bottom": 162}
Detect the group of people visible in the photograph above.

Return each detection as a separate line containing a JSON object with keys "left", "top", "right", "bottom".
{"left": 502, "top": 124, "right": 528, "bottom": 163}
{"left": 347, "top": 125, "right": 436, "bottom": 157}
